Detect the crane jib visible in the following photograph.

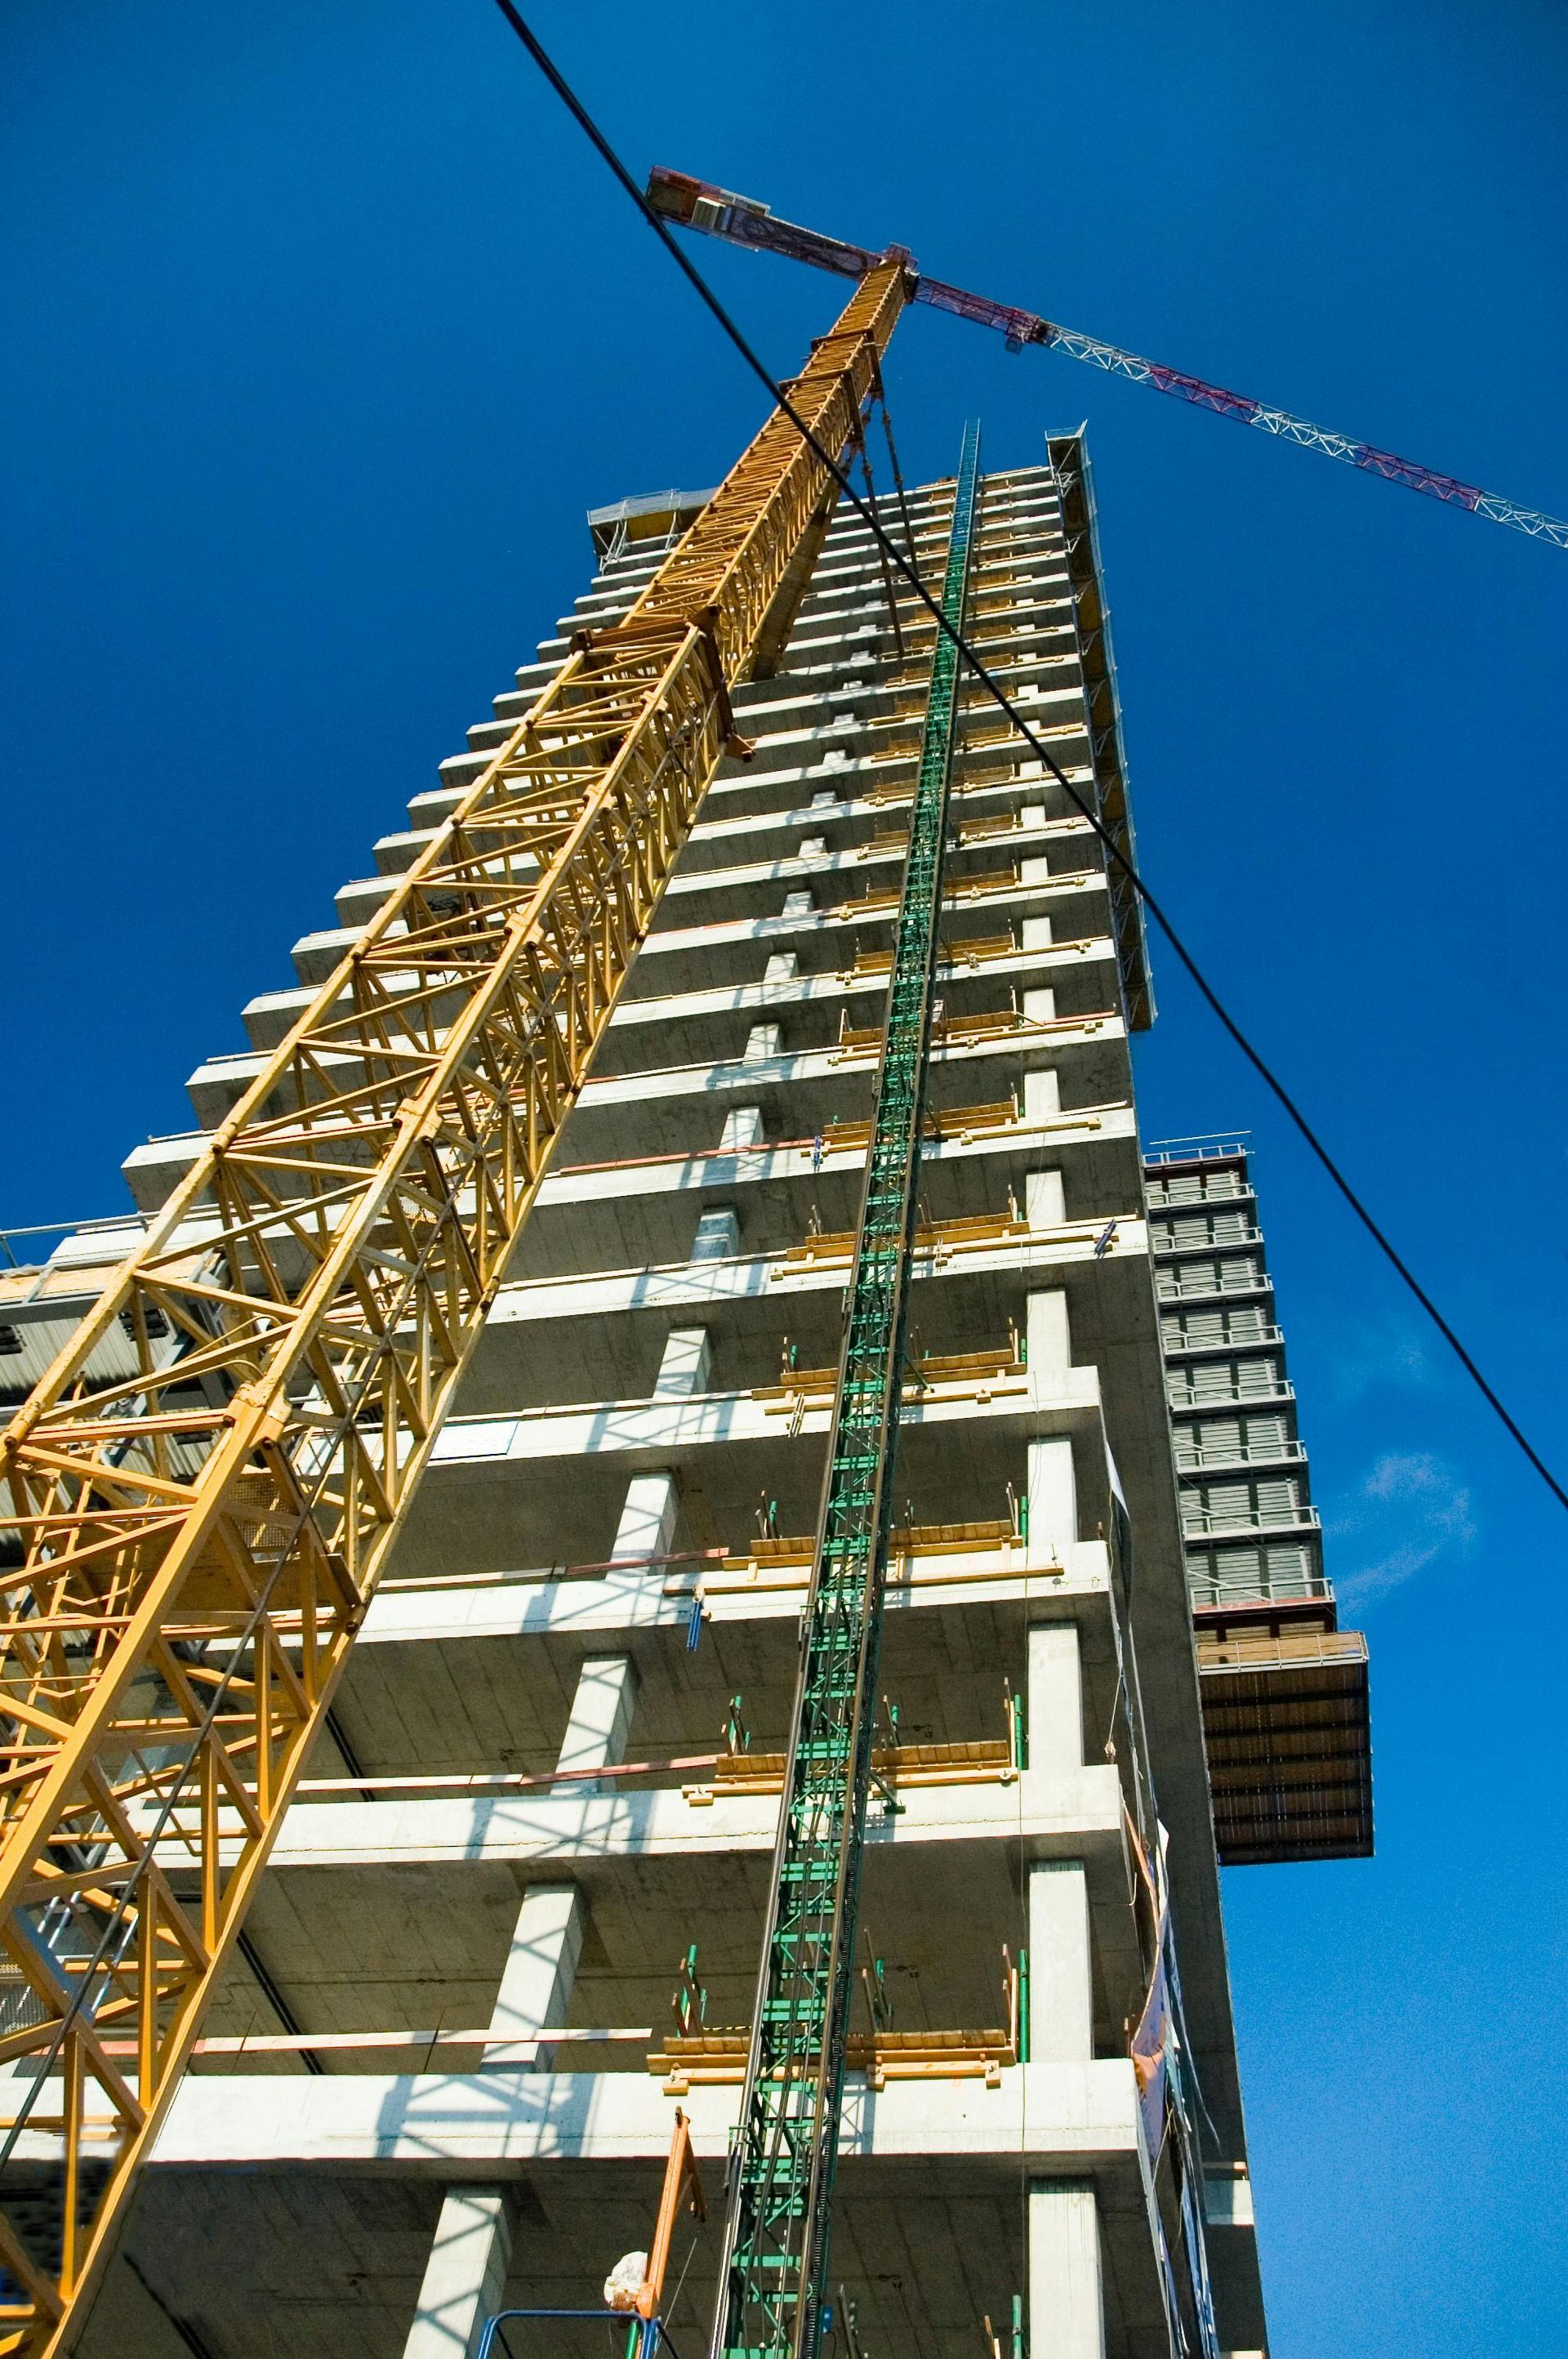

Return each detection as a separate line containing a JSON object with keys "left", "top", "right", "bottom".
{"left": 714, "top": 421, "right": 984, "bottom": 2359}
{"left": 647, "top": 164, "right": 1568, "bottom": 553}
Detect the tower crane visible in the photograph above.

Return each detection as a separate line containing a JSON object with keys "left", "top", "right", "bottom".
{"left": 0, "top": 261, "right": 909, "bottom": 2356}
{"left": 646, "top": 167, "right": 1568, "bottom": 553}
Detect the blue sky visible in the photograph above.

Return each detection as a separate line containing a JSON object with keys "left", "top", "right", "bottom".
{"left": 3, "top": 4, "right": 1566, "bottom": 2352}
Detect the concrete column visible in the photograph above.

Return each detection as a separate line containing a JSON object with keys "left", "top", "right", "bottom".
{"left": 403, "top": 2186, "right": 513, "bottom": 2359}
{"left": 781, "top": 890, "right": 814, "bottom": 917}
{"left": 1026, "top": 1288, "right": 1076, "bottom": 1563}
{"left": 612, "top": 1471, "right": 677, "bottom": 1568}
{"left": 488, "top": 1884, "right": 585, "bottom": 2065}
{"left": 1026, "top": 1168, "right": 1066, "bottom": 1229}
{"left": 691, "top": 1209, "right": 739, "bottom": 1260}
{"left": 489, "top": 1652, "right": 630, "bottom": 2083}
{"left": 555, "top": 1654, "right": 638, "bottom": 1786}
{"left": 1027, "top": 1623, "right": 1085, "bottom": 1776}
{"left": 743, "top": 1023, "right": 782, "bottom": 1060}
{"left": 1023, "top": 986, "right": 1057, "bottom": 1024}
{"left": 1028, "top": 1440, "right": 1078, "bottom": 1562}
{"left": 1023, "top": 1066, "right": 1061, "bottom": 1120}
{"left": 404, "top": 1862, "right": 591, "bottom": 2343}
{"left": 764, "top": 952, "right": 799, "bottom": 983}
{"left": 719, "top": 1106, "right": 764, "bottom": 1152}
{"left": 1027, "top": 1290, "right": 1071, "bottom": 1390}
{"left": 654, "top": 1327, "right": 710, "bottom": 1398}
{"left": 1022, "top": 913, "right": 1054, "bottom": 951}
{"left": 603, "top": 1325, "right": 710, "bottom": 1611}
{"left": 1028, "top": 1861, "right": 1093, "bottom": 2059}
{"left": 1027, "top": 2180, "right": 1105, "bottom": 2359}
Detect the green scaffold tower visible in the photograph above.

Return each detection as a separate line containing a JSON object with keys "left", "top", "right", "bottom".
{"left": 715, "top": 421, "right": 983, "bottom": 2359}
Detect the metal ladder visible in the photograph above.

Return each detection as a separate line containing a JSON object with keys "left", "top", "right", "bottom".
{"left": 714, "top": 421, "right": 983, "bottom": 2359}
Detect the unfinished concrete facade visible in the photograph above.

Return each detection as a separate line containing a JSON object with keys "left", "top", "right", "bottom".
{"left": 1, "top": 444, "right": 1295, "bottom": 2359}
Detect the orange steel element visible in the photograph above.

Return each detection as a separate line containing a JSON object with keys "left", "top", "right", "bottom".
{"left": 0, "top": 258, "right": 909, "bottom": 2356}
{"left": 635, "top": 2106, "right": 707, "bottom": 2319}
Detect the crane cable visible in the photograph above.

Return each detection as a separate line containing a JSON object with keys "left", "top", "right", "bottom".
{"left": 483, "top": 2, "right": 1567, "bottom": 1515}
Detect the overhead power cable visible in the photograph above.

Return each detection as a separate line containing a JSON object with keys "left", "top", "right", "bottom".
{"left": 483, "top": 2, "right": 1567, "bottom": 1516}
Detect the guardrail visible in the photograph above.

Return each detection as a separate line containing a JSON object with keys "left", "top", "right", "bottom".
{"left": 1143, "top": 1133, "right": 1252, "bottom": 1164}
{"left": 0, "top": 1214, "right": 145, "bottom": 1270}
{"left": 1174, "top": 1440, "right": 1307, "bottom": 1470}
{"left": 1181, "top": 1505, "right": 1321, "bottom": 1536}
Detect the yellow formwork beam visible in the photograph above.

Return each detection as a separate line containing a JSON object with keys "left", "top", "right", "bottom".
{"left": 0, "top": 257, "right": 909, "bottom": 2355}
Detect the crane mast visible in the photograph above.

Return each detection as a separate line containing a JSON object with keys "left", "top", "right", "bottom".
{"left": 715, "top": 421, "right": 982, "bottom": 2359}
{"left": 0, "top": 259, "right": 909, "bottom": 2357}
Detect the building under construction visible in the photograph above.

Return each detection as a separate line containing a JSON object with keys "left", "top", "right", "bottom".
{"left": 0, "top": 247, "right": 1371, "bottom": 2359}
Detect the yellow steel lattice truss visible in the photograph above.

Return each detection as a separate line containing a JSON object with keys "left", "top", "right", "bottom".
{"left": 0, "top": 261, "right": 909, "bottom": 2354}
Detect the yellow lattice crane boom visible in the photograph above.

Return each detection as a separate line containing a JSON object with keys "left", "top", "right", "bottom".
{"left": 0, "top": 258, "right": 910, "bottom": 2355}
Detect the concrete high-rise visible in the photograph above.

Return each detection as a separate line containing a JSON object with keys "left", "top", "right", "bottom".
{"left": 0, "top": 439, "right": 1370, "bottom": 2359}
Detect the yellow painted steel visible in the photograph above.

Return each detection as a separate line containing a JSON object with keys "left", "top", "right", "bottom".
{"left": 0, "top": 258, "right": 909, "bottom": 2354}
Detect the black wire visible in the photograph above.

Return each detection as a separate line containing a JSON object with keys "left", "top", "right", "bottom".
{"left": 483, "top": 3, "right": 1567, "bottom": 1516}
